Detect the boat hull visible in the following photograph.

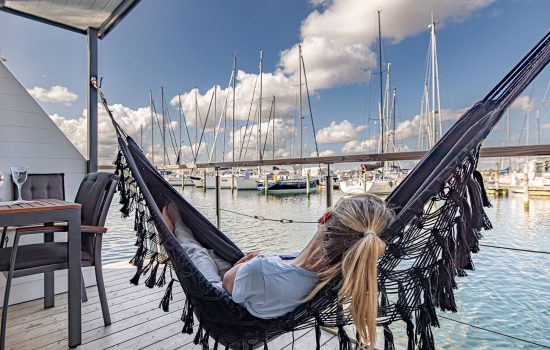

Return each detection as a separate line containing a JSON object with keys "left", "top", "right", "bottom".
{"left": 257, "top": 180, "right": 318, "bottom": 194}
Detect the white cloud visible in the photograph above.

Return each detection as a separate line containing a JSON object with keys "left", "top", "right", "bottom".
{"left": 28, "top": 85, "right": 78, "bottom": 105}
{"left": 317, "top": 149, "right": 335, "bottom": 157}
{"left": 170, "top": 71, "right": 298, "bottom": 130}
{"left": 511, "top": 95, "right": 534, "bottom": 113}
{"left": 168, "top": 0, "right": 492, "bottom": 140}
{"left": 279, "top": 0, "right": 493, "bottom": 90}
{"left": 342, "top": 138, "right": 378, "bottom": 154}
{"left": 49, "top": 104, "right": 189, "bottom": 164}
{"left": 229, "top": 118, "right": 297, "bottom": 161}
{"left": 316, "top": 120, "right": 367, "bottom": 144}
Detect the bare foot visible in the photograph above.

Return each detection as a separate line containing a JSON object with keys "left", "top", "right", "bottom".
{"left": 162, "top": 206, "right": 175, "bottom": 231}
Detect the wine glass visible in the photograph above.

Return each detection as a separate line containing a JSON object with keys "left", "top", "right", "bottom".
{"left": 10, "top": 166, "right": 28, "bottom": 202}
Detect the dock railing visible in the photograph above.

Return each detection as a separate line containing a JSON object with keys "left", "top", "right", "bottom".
{"left": 153, "top": 144, "right": 550, "bottom": 228}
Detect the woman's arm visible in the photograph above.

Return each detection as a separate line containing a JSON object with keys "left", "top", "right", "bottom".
{"left": 222, "top": 252, "right": 259, "bottom": 294}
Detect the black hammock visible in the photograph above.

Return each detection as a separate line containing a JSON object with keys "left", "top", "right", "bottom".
{"left": 95, "top": 30, "right": 549, "bottom": 350}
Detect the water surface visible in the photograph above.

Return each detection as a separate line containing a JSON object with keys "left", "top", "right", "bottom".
{"left": 103, "top": 188, "right": 550, "bottom": 349}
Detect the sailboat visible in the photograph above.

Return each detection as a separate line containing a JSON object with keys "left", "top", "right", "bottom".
{"left": 340, "top": 11, "right": 398, "bottom": 195}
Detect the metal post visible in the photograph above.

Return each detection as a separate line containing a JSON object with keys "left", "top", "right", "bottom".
{"left": 495, "top": 162, "right": 500, "bottom": 192}
{"left": 87, "top": 27, "right": 98, "bottom": 174}
{"left": 523, "top": 163, "right": 529, "bottom": 211}
{"left": 326, "top": 164, "right": 332, "bottom": 207}
{"left": 215, "top": 168, "right": 221, "bottom": 228}
{"left": 306, "top": 171, "right": 310, "bottom": 195}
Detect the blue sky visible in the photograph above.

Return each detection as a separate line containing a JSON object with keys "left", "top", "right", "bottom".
{"left": 1, "top": 0, "right": 549, "bottom": 164}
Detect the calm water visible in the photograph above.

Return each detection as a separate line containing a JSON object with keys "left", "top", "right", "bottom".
{"left": 103, "top": 188, "right": 550, "bottom": 349}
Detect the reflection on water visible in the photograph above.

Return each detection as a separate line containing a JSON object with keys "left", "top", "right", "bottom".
{"left": 103, "top": 189, "right": 550, "bottom": 349}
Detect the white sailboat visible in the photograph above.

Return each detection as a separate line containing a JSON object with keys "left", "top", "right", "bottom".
{"left": 340, "top": 172, "right": 395, "bottom": 195}
{"left": 340, "top": 11, "right": 398, "bottom": 195}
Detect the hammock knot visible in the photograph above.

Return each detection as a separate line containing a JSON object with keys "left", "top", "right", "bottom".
{"left": 387, "top": 243, "right": 403, "bottom": 258}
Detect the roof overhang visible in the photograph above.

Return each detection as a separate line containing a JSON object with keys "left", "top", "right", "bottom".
{"left": 0, "top": 0, "right": 141, "bottom": 39}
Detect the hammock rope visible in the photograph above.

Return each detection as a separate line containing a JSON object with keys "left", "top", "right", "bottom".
{"left": 92, "top": 30, "right": 549, "bottom": 350}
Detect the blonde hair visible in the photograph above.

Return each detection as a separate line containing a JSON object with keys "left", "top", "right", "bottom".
{"left": 305, "top": 193, "right": 393, "bottom": 349}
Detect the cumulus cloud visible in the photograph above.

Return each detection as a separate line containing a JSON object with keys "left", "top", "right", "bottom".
{"left": 316, "top": 120, "right": 367, "bottom": 144}
{"left": 279, "top": 0, "right": 493, "bottom": 90}
{"left": 229, "top": 118, "right": 297, "bottom": 161}
{"left": 28, "top": 85, "right": 78, "bottom": 105}
{"left": 49, "top": 104, "right": 193, "bottom": 165}
{"left": 342, "top": 138, "right": 378, "bottom": 154}
{"left": 315, "top": 149, "right": 335, "bottom": 157}
{"left": 511, "top": 95, "right": 534, "bottom": 113}
{"left": 169, "top": 0, "right": 492, "bottom": 144}
{"left": 170, "top": 71, "right": 297, "bottom": 130}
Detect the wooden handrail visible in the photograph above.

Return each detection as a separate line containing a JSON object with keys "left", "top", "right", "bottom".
{"left": 154, "top": 144, "right": 550, "bottom": 170}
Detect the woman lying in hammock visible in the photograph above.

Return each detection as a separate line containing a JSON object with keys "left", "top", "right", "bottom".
{"left": 162, "top": 193, "right": 393, "bottom": 347}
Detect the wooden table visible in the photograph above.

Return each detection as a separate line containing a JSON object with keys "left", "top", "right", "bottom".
{"left": 0, "top": 199, "right": 82, "bottom": 348}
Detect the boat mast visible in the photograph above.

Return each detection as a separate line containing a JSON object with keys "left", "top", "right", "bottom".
{"left": 392, "top": 87, "right": 397, "bottom": 151}
{"left": 161, "top": 86, "right": 166, "bottom": 165}
{"left": 537, "top": 109, "right": 540, "bottom": 145}
{"left": 178, "top": 93, "right": 182, "bottom": 164}
{"left": 429, "top": 11, "right": 442, "bottom": 144}
{"left": 214, "top": 86, "right": 217, "bottom": 161}
{"left": 195, "top": 87, "right": 198, "bottom": 158}
{"left": 299, "top": 44, "right": 303, "bottom": 158}
{"left": 149, "top": 90, "right": 154, "bottom": 164}
{"left": 232, "top": 55, "right": 237, "bottom": 163}
{"left": 273, "top": 96, "right": 276, "bottom": 160}
{"left": 377, "top": 10, "right": 384, "bottom": 154}
{"left": 383, "top": 62, "right": 391, "bottom": 152}
{"left": 259, "top": 49, "right": 263, "bottom": 161}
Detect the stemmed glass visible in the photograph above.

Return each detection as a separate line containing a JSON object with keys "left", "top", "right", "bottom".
{"left": 10, "top": 166, "right": 28, "bottom": 203}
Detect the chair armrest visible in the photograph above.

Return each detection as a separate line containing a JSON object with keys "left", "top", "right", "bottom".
{"left": 81, "top": 225, "right": 108, "bottom": 234}
{"left": 14, "top": 224, "right": 108, "bottom": 235}
{"left": 15, "top": 224, "right": 67, "bottom": 235}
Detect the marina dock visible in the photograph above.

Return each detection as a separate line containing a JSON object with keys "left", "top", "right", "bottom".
{"left": 3, "top": 263, "right": 373, "bottom": 350}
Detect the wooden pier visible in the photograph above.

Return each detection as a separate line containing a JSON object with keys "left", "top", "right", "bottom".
{"left": 1, "top": 262, "right": 382, "bottom": 350}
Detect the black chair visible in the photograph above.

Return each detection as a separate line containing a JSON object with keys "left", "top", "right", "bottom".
{"left": 0, "top": 172, "right": 118, "bottom": 349}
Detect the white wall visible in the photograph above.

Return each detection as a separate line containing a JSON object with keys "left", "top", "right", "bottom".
{"left": 0, "top": 61, "right": 90, "bottom": 305}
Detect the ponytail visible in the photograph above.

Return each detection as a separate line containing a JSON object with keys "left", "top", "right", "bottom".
{"left": 339, "top": 233, "right": 385, "bottom": 348}
{"left": 304, "top": 193, "right": 393, "bottom": 349}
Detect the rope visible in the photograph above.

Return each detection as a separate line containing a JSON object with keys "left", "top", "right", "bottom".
{"left": 479, "top": 244, "right": 550, "bottom": 255}
{"left": 221, "top": 208, "right": 550, "bottom": 255}
{"left": 438, "top": 315, "right": 550, "bottom": 349}
{"left": 220, "top": 208, "right": 317, "bottom": 224}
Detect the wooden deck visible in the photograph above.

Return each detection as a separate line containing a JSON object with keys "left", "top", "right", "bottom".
{"left": 2, "top": 263, "right": 348, "bottom": 350}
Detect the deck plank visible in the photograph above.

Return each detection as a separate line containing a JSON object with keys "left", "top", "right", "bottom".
{"left": 3, "top": 263, "right": 346, "bottom": 350}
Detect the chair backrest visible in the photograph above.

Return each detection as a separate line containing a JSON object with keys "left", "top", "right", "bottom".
{"left": 74, "top": 172, "right": 118, "bottom": 226}
{"left": 16, "top": 173, "right": 65, "bottom": 201}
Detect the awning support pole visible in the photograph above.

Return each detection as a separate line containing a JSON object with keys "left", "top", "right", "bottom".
{"left": 87, "top": 27, "right": 98, "bottom": 173}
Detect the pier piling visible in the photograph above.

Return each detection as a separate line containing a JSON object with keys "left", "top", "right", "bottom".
{"left": 306, "top": 171, "right": 310, "bottom": 196}
{"left": 326, "top": 164, "right": 332, "bottom": 207}
{"left": 523, "top": 164, "right": 529, "bottom": 211}
{"left": 215, "top": 168, "right": 221, "bottom": 228}
{"left": 264, "top": 174, "right": 268, "bottom": 195}
{"left": 202, "top": 170, "right": 207, "bottom": 192}
{"left": 181, "top": 173, "right": 185, "bottom": 191}
{"left": 495, "top": 162, "right": 500, "bottom": 191}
